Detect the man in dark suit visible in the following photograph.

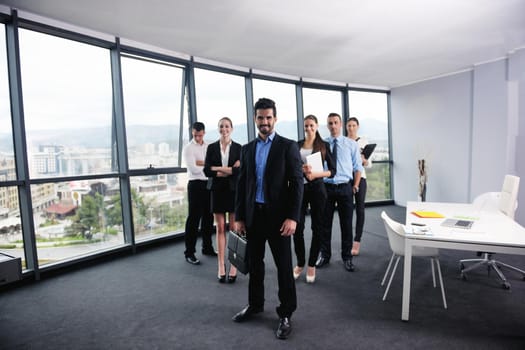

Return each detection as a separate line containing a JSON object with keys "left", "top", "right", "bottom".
{"left": 232, "top": 98, "right": 304, "bottom": 340}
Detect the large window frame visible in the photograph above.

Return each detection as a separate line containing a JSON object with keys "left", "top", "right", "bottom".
{"left": 348, "top": 89, "right": 392, "bottom": 202}
{"left": 0, "top": 10, "right": 392, "bottom": 280}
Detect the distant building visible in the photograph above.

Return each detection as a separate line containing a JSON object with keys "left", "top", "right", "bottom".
{"left": 141, "top": 143, "right": 155, "bottom": 155}
{"left": 158, "top": 142, "right": 170, "bottom": 155}
{"left": 32, "top": 144, "right": 62, "bottom": 175}
{"left": 44, "top": 202, "right": 77, "bottom": 220}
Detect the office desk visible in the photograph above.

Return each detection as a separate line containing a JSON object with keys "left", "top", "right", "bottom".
{"left": 402, "top": 201, "right": 525, "bottom": 321}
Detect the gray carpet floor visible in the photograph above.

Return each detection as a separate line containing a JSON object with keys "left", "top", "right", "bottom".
{"left": 1, "top": 205, "right": 524, "bottom": 349}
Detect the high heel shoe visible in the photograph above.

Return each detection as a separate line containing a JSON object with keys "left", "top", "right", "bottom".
{"left": 306, "top": 267, "right": 316, "bottom": 283}
{"left": 293, "top": 266, "right": 303, "bottom": 280}
{"left": 227, "top": 275, "right": 237, "bottom": 284}
{"left": 218, "top": 264, "right": 226, "bottom": 283}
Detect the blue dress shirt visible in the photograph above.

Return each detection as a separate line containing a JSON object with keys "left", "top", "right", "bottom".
{"left": 255, "top": 132, "right": 275, "bottom": 203}
{"left": 324, "top": 135, "right": 363, "bottom": 185}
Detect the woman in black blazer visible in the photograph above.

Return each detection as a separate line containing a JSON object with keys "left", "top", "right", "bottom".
{"left": 204, "top": 117, "right": 241, "bottom": 283}
{"left": 293, "top": 115, "right": 336, "bottom": 283}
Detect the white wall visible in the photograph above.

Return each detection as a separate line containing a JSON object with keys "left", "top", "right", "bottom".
{"left": 470, "top": 59, "right": 509, "bottom": 198}
{"left": 391, "top": 48, "right": 525, "bottom": 225}
{"left": 508, "top": 48, "right": 525, "bottom": 225}
{"left": 390, "top": 71, "right": 472, "bottom": 204}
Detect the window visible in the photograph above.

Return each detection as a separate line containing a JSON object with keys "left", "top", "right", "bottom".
{"left": 194, "top": 69, "right": 247, "bottom": 145}
{"left": 18, "top": 29, "right": 114, "bottom": 178}
{"left": 130, "top": 174, "right": 187, "bottom": 242}
{"left": 16, "top": 29, "right": 126, "bottom": 265}
{"left": 32, "top": 179, "right": 125, "bottom": 266}
{"left": 2, "top": 14, "right": 393, "bottom": 274}
{"left": 0, "top": 186, "right": 22, "bottom": 263}
{"left": 121, "top": 55, "right": 185, "bottom": 169}
{"left": 302, "top": 88, "right": 342, "bottom": 139}
{"left": 0, "top": 25, "right": 23, "bottom": 263}
{"left": 0, "top": 24, "right": 14, "bottom": 168}
{"left": 348, "top": 91, "right": 389, "bottom": 161}
{"left": 252, "top": 79, "right": 298, "bottom": 140}
{"left": 348, "top": 90, "right": 391, "bottom": 201}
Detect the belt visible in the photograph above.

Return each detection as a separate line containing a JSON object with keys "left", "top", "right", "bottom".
{"left": 255, "top": 203, "right": 268, "bottom": 210}
{"left": 326, "top": 182, "right": 350, "bottom": 187}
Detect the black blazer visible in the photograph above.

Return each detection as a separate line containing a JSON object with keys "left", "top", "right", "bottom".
{"left": 204, "top": 140, "right": 242, "bottom": 192}
{"left": 235, "top": 134, "right": 304, "bottom": 229}
{"left": 297, "top": 139, "right": 336, "bottom": 185}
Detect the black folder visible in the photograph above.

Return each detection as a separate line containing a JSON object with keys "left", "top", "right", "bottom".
{"left": 361, "top": 143, "right": 376, "bottom": 159}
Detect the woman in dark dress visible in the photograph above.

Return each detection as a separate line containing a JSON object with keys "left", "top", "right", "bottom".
{"left": 204, "top": 117, "right": 241, "bottom": 283}
{"left": 293, "top": 115, "right": 336, "bottom": 283}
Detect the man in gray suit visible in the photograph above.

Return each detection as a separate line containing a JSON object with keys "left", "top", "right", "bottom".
{"left": 232, "top": 98, "right": 304, "bottom": 340}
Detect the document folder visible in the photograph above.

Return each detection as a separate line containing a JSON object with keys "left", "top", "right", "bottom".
{"left": 411, "top": 211, "right": 445, "bottom": 218}
{"left": 306, "top": 151, "right": 324, "bottom": 173}
{"left": 361, "top": 143, "right": 376, "bottom": 159}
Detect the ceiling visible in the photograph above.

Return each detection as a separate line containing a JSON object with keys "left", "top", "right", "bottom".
{"left": 1, "top": 0, "right": 525, "bottom": 88}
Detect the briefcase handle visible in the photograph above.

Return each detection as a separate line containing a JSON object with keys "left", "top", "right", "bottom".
{"left": 229, "top": 230, "right": 246, "bottom": 239}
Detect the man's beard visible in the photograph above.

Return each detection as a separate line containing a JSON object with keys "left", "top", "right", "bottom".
{"left": 258, "top": 125, "right": 271, "bottom": 134}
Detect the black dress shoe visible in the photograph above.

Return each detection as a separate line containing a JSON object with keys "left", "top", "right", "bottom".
{"left": 202, "top": 249, "right": 217, "bottom": 256}
{"left": 227, "top": 275, "right": 237, "bottom": 284}
{"left": 218, "top": 275, "right": 226, "bottom": 283}
{"left": 185, "top": 255, "right": 200, "bottom": 265}
{"left": 232, "top": 305, "right": 263, "bottom": 322}
{"left": 343, "top": 259, "right": 355, "bottom": 272}
{"left": 276, "top": 317, "right": 292, "bottom": 339}
{"left": 315, "top": 256, "right": 330, "bottom": 268}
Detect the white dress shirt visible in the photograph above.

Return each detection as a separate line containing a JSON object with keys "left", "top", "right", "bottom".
{"left": 183, "top": 139, "right": 208, "bottom": 181}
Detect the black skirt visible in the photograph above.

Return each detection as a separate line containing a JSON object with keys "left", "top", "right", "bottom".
{"left": 211, "top": 188, "right": 235, "bottom": 213}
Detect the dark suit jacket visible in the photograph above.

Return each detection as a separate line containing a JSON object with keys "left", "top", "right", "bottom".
{"left": 204, "top": 140, "right": 242, "bottom": 191}
{"left": 235, "top": 133, "right": 304, "bottom": 229}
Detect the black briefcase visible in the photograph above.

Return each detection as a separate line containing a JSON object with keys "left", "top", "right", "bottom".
{"left": 227, "top": 230, "right": 249, "bottom": 274}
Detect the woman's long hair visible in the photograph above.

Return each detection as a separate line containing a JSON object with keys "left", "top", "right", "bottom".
{"left": 304, "top": 115, "right": 327, "bottom": 160}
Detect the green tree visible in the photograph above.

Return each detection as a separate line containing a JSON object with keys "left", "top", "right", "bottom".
{"left": 105, "top": 193, "right": 122, "bottom": 227}
{"left": 130, "top": 189, "right": 150, "bottom": 233}
{"left": 66, "top": 193, "right": 104, "bottom": 239}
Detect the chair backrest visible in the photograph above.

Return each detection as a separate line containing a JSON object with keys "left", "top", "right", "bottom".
{"left": 472, "top": 192, "right": 501, "bottom": 211}
{"left": 381, "top": 211, "right": 406, "bottom": 256}
{"left": 498, "top": 175, "right": 520, "bottom": 219}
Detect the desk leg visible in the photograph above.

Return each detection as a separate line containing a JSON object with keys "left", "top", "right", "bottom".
{"left": 402, "top": 239, "right": 413, "bottom": 321}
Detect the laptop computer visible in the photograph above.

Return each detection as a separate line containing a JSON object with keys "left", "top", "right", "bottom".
{"left": 440, "top": 218, "right": 474, "bottom": 229}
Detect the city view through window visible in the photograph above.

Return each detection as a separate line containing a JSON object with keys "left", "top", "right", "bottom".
{"left": 0, "top": 24, "right": 391, "bottom": 271}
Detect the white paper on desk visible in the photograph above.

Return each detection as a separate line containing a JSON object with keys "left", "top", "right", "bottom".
{"left": 306, "top": 151, "right": 323, "bottom": 173}
{"left": 403, "top": 225, "right": 433, "bottom": 235}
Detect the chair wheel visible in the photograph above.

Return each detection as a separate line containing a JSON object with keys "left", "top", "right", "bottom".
{"left": 502, "top": 282, "right": 511, "bottom": 290}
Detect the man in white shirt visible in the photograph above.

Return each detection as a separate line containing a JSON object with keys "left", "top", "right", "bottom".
{"left": 183, "top": 122, "right": 216, "bottom": 265}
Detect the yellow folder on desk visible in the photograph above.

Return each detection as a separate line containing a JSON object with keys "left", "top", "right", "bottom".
{"left": 411, "top": 211, "right": 445, "bottom": 218}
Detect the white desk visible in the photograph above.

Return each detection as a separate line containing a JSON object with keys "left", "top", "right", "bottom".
{"left": 402, "top": 201, "right": 525, "bottom": 321}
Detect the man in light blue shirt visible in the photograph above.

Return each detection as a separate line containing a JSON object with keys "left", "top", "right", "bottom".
{"left": 316, "top": 113, "right": 363, "bottom": 272}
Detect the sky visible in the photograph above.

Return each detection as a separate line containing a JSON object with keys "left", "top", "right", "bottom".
{"left": 2, "top": 25, "right": 389, "bottom": 148}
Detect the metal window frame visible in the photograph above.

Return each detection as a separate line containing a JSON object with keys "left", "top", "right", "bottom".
{"left": 0, "top": 10, "right": 393, "bottom": 280}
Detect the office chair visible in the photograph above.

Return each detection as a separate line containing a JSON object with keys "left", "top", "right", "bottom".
{"left": 380, "top": 211, "right": 447, "bottom": 309}
{"left": 459, "top": 175, "right": 524, "bottom": 289}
